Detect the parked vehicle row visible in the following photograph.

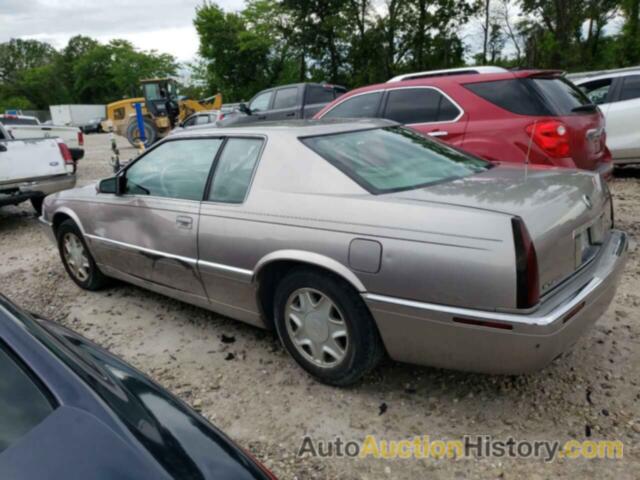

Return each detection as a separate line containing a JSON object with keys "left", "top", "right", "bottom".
{"left": 39, "top": 119, "right": 628, "bottom": 386}
{"left": 0, "top": 123, "right": 77, "bottom": 214}
{"left": 0, "top": 114, "right": 84, "bottom": 161}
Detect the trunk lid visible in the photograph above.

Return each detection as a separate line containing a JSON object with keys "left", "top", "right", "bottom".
{"left": 389, "top": 164, "right": 611, "bottom": 296}
{"left": 0, "top": 138, "right": 68, "bottom": 185}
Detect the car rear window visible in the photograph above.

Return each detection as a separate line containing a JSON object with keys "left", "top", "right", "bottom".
{"left": 301, "top": 126, "right": 490, "bottom": 194}
{"left": 307, "top": 85, "right": 336, "bottom": 105}
{"left": 465, "top": 77, "right": 592, "bottom": 116}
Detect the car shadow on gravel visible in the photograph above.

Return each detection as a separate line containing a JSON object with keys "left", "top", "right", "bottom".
{"left": 613, "top": 165, "right": 640, "bottom": 178}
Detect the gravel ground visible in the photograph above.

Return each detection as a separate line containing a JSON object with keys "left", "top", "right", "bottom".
{"left": 1, "top": 133, "right": 638, "bottom": 479}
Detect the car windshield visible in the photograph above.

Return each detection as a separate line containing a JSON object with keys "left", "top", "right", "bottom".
{"left": 301, "top": 126, "right": 490, "bottom": 194}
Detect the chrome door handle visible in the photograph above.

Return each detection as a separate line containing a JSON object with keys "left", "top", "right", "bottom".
{"left": 428, "top": 131, "right": 448, "bottom": 137}
{"left": 176, "top": 215, "right": 193, "bottom": 229}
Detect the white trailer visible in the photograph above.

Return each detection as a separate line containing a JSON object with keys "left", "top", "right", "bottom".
{"left": 50, "top": 104, "right": 106, "bottom": 127}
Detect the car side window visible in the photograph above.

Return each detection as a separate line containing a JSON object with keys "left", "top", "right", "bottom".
{"left": 182, "top": 116, "right": 197, "bottom": 127}
{"left": 273, "top": 87, "right": 299, "bottom": 109}
{"left": 0, "top": 341, "right": 55, "bottom": 453}
{"left": 579, "top": 78, "right": 613, "bottom": 105}
{"left": 195, "top": 115, "right": 211, "bottom": 125}
{"left": 208, "top": 138, "right": 263, "bottom": 203}
{"left": 249, "top": 91, "right": 273, "bottom": 112}
{"left": 620, "top": 75, "right": 640, "bottom": 101}
{"left": 322, "top": 92, "right": 383, "bottom": 119}
{"left": 384, "top": 88, "right": 461, "bottom": 124}
{"left": 307, "top": 85, "right": 335, "bottom": 104}
{"left": 125, "top": 139, "right": 223, "bottom": 201}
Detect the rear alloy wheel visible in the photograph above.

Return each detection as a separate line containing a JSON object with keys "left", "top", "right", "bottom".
{"left": 274, "top": 268, "right": 384, "bottom": 386}
{"left": 285, "top": 288, "right": 350, "bottom": 368}
{"left": 56, "top": 219, "right": 110, "bottom": 290}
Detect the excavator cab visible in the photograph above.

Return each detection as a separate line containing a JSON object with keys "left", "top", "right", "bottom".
{"left": 141, "top": 78, "right": 180, "bottom": 127}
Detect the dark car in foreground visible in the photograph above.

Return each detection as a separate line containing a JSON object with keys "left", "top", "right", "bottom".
{"left": 0, "top": 295, "right": 276, "bottom": 480}
{"left": 315, "top": 70, "right": 613, "bottom": 178}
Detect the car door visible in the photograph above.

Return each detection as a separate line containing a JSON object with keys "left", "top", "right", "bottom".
{"left": 90, "top": 138, "right": 223, "bottom": 300}
{"left": 381, "top": 87, "right": 467, "bottom": 145}
{"left": 266, "top": 86, "right": 301, "bottom": 120}
{"left": 197, "top": 137, "right": 265, "bottom": 326}
{"left": 604, "top": 75, "right": 640, "bottom": 161}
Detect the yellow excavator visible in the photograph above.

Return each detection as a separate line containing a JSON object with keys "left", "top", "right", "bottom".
{"left": 102, "top": 78, "right": 222, "bottom": 147}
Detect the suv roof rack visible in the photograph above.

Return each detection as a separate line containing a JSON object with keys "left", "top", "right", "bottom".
{"left": 387, "top": 66, "right": 508, "bottom": 83}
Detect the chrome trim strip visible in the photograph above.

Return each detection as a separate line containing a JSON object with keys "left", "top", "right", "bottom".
{"left": 364, "top": 276, "right": 603, "bottom": 327}
{"left": 85, "top": 234, "right": 197, "bottom": 265}
{"left": 84, "top": 234, "right": 253, "bottom": 276}
{"left": 198, "top": 259, "right": 253, "bottom": 277}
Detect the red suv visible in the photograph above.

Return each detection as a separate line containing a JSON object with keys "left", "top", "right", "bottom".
{"left": 314, "top": 70, "right": 612, "bottom": 177}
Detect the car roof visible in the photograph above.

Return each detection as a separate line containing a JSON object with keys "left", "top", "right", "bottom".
{"left": 570, "top": 67, "right": 640, "bottom": 84}
{"left": 170, "top": 118, "right": 398, "bottom": 138}
{"left": 334, "top": 69, "right": 564, "bottom": 97}
{"left": 387, "top": 66, "right": 507, "bottom": 82}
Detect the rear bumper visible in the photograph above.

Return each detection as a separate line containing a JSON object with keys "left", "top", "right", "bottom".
{"left": 364, "top": 230, "right": 628, "bottom": 374}
{"left": 0, "top": 174, "right": 75, "bottom": 206}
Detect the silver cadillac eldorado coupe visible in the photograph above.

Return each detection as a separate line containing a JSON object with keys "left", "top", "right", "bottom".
{"left": 40, "top": 119, "right": 628, "bottom": 385}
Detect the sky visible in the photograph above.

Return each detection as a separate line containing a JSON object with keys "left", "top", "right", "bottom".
{"left": 0, "top": 0, "right": 245, "bottom": 62}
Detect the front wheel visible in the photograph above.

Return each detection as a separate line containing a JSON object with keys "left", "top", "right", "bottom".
{"left": 274, "top": 268, "right": 384, "bottom": 386}
{"left": 56, "top": 219, "right": 110, "bottom": 290}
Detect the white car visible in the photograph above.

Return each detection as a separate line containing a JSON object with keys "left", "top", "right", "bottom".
{"left": 571, "top": 69, "right": 640, "bottom": 165}
{"left": 0, "top": 114, "right": 84, "bottom": 161}
{"left": 0, "top": 123, "right": 76, "bottom": 214}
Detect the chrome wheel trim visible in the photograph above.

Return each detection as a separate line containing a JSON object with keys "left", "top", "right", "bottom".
{"left": 62, "top": 232, "right": 90, "bottom": 282}
{"left": 284, "top": 288, "right": 349, "bottom": 368}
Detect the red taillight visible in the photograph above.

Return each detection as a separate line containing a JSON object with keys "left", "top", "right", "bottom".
{"left": 526, "top": 120, "right": 570, "bottom": 158}
{"left": 57, "top": 141, "right": 74, "bottom": 165}
{"left": 512, "top": 217, "right": 540, "bottom": 309}
{"left": 77, "top": 130, "right": 84, "bottom": 146}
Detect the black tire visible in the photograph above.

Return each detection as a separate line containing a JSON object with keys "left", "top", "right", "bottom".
{"left": 126, "top": 117, "right": 157, "bottom": 148}
{"left": 274, "top": 267, "right": 384, "bottom": 386}
{"left": 56, "top": 219, "right": 110, "bottom": 290}
{"left": 30, "top": 197, "right": 44, "bottom": 215}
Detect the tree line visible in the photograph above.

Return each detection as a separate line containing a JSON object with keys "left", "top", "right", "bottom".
{"left": 196, "top": 0, "right": 640, "bottom": 101}
{"left": 1, "top": 0, "right": 639, "bottom": 110}
{"left": 0, "top": 36, "right": 177, "bottom": 111}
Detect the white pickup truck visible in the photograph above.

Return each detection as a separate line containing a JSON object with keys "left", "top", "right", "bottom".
{"left": 0, "top": 123, "right": 76, "bottom": 214}
{"left": 0, "top": 114, "right": 84, "bottom": 161}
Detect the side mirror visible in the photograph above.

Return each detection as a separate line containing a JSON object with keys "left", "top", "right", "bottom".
{"left": 239, "top": 103, "right": 251, "bottom": 115}
{"left": 97, "top": 176, "right": 125, "bottom": 195}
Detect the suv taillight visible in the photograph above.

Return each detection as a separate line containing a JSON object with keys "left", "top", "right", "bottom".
{"left": 526, "top": 120, "right": 570, "bottom": 158}
{"left": 77, "top": 130, "right": 84, "bottom": 146}
{"left": 57, "top": 141, "right": 74, "bottom": 165}
{"left": 512, "top": 217, "right": 540, "bottom": 309}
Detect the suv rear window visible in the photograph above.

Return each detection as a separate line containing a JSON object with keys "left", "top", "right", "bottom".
{"left": 302, "top": 126, "right": 489, "bottom": 194}
{"left": 307, "top": 85, "right": 336, "bottom": 105}
{"left": 465, "top": 77, "right": 591, "bottom": 116}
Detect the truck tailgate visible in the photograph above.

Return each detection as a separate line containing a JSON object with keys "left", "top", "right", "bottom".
{"left": 0, "top": 139, "right": 69, "bottom": 185}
